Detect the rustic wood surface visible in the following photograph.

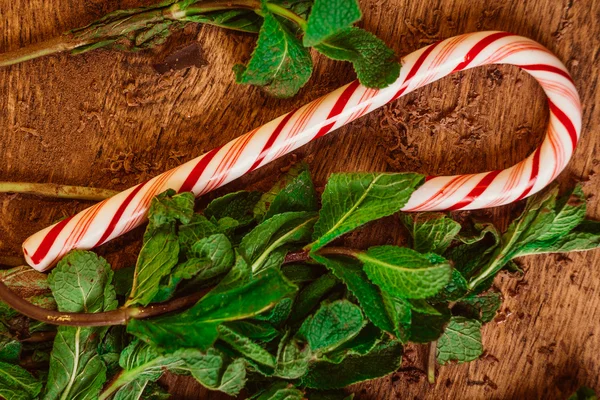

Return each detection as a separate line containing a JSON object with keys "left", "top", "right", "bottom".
{"left": 1, "top": 0, "right": 599, "bottom": 398}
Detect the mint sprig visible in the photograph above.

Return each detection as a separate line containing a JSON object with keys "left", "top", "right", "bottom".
{"left": 1, "top": 167, "right": 599, "bottom": 398}
{"left": 0, "top": 0, "right": 402, "bottom": 98}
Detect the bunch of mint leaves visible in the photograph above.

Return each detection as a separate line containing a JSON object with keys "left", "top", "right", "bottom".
{"left": 66, "top": 0, "right": 400, "bottom": 98}
{"left": 1, "top": 164, "right": 599, "bottom": 399}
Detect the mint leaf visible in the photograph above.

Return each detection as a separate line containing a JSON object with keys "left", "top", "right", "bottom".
{"left": 178, "top": 214, "right": 219, "bottom": 257}
{"left": 315, "top": 27, "right": 400, "bottom": 88}
{"left": 235, "top": 13, "right": 312, "bottom": 98}
{"left": 312, "top": 254, "right": 395, "bottom": 333}
{"left": 410, "top": 308, "right": 451, "bottom": 343}
{"left": 184, "top": 9, "right": 262, "bottom": 33}
{"left": 224, "top": 320, "right": 279, "bottom": 343}
{"left": 217, "top": 324, "right": 276, "bottom": 368}
{"left": 428, "top": 269, "right": 469, "bottom": 303}
{"left": 45, "top": 251, "right": 117, "bottom": 400}
{"left": 110, "top": 340, "right": 185, "bottom": 400}
{"left": 127, "top": 269, "right": 297, "bottom": 351}
{"left": 358, "top": 246, "right": 452, "bottom": 299}
{"left": 401, "top": 213, "right": 461, "bottom": 254}
{"left": 263, "top": 169, "right": 319, "bottom": 220}
{"left": 254, "top": 163, "right": 316, "bottom": 221}
{"left": 255, "top": 381, "right": 305, "bottom": 400}
{"left": 183, "top": 348, "right": 247, "bottom": 396}
{"left": 282, "top": 263, "right": 328, "bottom": 284}
{"left": 381, "top": 293, "right": 412, "bottom": 342}
{"left": 436, "top": 317, "right": 483, "bottom": 364}
{"left": 311, "top": 172, "right": 424, "bottom": 250}
{"left": 127, "top": 223, "right": 179, "bottom": 306}
{"left": 0, "top": 361, "right": 42, "bottom": 400}
{"left": 298, "top": 300, "right": 365, "bottom": 353}
{"left": 148, "top": 190, "right": 194, "bottom": 228}
{"left": 303, "top": 0, "right": 361, "bottom": 46}
{"left": 205, "top": 191, "right": 261, "bottom": 228}
{"left": 274, "top": 332, "right": 310, "bottom": 379}
{"left": 288, "top": 273, "right": 339, "bottom": 324}
{"left": 457, "top": 291, "right": 502, "bottom": 323}
{"left": 300, "top": 340, "right": 402, "bottom": 389}
{"left": 542, "top": 220, "right": 600, "bottom": 252}
{"left": 256, "top": 297, "right": 294, "bottom": 327}
{"left": 240, "top": 211, "right": 317, "bottom": 273}
{"left": 323, "top": 323, "right": 382, "bottom": 364}
{"left": 568, "top": 386, "right": 598, "bottom": 400}
{"left": 0, "top": 325, "right": 21, "bottom": 363}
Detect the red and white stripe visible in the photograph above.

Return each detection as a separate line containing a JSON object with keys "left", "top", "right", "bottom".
{"left": 22, "top": 31, "right": 582, "bottom": 272}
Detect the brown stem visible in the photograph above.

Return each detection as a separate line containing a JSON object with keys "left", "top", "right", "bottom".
{"left": 21, "top": 330, "right": 57, "bottom": 343}
{"left": 318, "top": 247, "right": 360, "bottom": 258}
{"left": 428, "top": 341, "right": 437, "bottom": 384}
{"left": 0, "top": 280, "right": 207, "bottom": 327}
{"left": 0, "top": 182, "right": 118, "bottom": 201}
{"left": 283, "top": 250, "right": 310, "bottom": 264}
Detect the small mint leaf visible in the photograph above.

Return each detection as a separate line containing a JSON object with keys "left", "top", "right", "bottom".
{"left": 436, "top": 317, "right": 483, "bottom": 365}
{"left": 401, "top": 212, "right": 461, "bottom": 254}
{"left": 315, "top": 27, "right": 400, "bottom": 88}
{"left": 303, "top": 0, "right": 361, "bottom": 46}
{"left": 236, "top": 13, "right": 313, "bottom": 98}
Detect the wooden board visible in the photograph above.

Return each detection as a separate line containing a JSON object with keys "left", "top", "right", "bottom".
{"left": 1, "top": 0, "right": 599, "bottom": 398}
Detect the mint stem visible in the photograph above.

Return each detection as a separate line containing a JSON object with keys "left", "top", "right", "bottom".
{"left": 0, "top": 0, "right": 307, "bottom": 68}
{"left": 0, "top": 181, "right": 118, "bottom": 201}
{"left": 0, "top": 280, "right": 208, "bottom": 327}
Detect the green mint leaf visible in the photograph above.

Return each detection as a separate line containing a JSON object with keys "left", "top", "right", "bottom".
{"left": 255, "top": 297, "right": 294, "bottom": 327}
{"left": 178, "top": 214, "right": 219, "bottom": 258}
{"left": 217, "top": 324, "right": 276, "bottom": 368}
{"left": 311, "top": 254, "right": 395, "bottom": 334}
{"left": 127, "top": 269, "right": 297, "bottom": 351}
{"left": 47, "top": 251, "right": 117, "bottom": 313}
{"left": 240, "top": 211, "right": 317, "bottom": 273}
{"left": 110, "top": 340, "right": 195, "bottom": 400}
{"left": 45, "top": 251, "right": 117, "bottom": 400}
{"left": 298, "top": 300, "right": 365, "bottom": 353}
{"left": 288, "top": 273, "right": 339, "bottom": 324}
{"left": 409, "top": 307, "right": 451, "bottom": 343}
{"left": 300, "top": 340, "right": 403, "bottom": 389}
{"left": 540, "top": 219, "right": 600, "bottom": 253}
{"left": 113, "top": 266, "right": 135, "bottom": 297}
{"left": 401, "top": 213, "right": 461, "bottom": 254}
{"left": 235, "top": 13, "right": 313, "bottom": 98}
{"left": 254, "top": 163, "right": 315, "bottom": 221}
{"left": 405, "top": 298, "right": 442, "bottom": 315}
{"left": 358, "top": 246, "right": 452, "bottom": 299}
{"left": 127, "top": 223, "right": 179, "bottom": 307}
{"left": 205, "top": 191, "right": 261, "bottom": 228}
{"left": 282, "top": 263, "right": 328, "bottom": 284}
{"left": 323, "top": 323, "right": 382, "bottom": 364}
{"left": 303, "top": 0, "right": 361, "bottom": 46}
{"left": 428, "top": 269, "right": 469, "bottom": 303}
{"left": 214, "top": 253, "right": 252, "bottom": 293}
{"left": 568, "top": 386, "right": 598, "bottom": 400}
{"left": 148, "top": 190, "right": 195, "bottom": 228}
{"left": 140, "top": 382, "right": 171, "bottom": 400}
{"left": 456, "top": 291, "right": 502, "bottom": 323}
{"left": 446, "top": 222, "right": 500, "bottom": 279}
{"left": 274, "top": 332, "right": 310, "bottom": 379}
{"left": 98, "top": 326, "right": 127, "bottom": 377}
{"left": 381, "top": 292, "right": 412, "bottom": 342}
{"left": 264, "top": 169, "right": 319, "bottom": 221}
{"left": 311, "top": 172, "right": 424, "bottom": 250}
{"left": 182, "top": 348, "right": 247, "bottom": 396}
{"left": 184, "top": 9, "right": 263, "bottom": 33}
{"left": 224, "top": 320, "right": 279, "bottom": 343}
{"left": 255, "top": 381, "right": 305, "bottom": 400}
{"left": 315, "top": 27, "right": 400, "bottom": 88}
{"left": 436, "top": 317, "right": 483, "bottom": 365}
{"left": 0, "top": 325, "right": 21, "bottom": 363}
{"left": 0, "top": 361, "right": 43, "bottom": 400}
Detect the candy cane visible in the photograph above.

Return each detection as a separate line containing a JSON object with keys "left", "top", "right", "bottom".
{"left": 22, "top": 31, "right": 582, "bottom": 272}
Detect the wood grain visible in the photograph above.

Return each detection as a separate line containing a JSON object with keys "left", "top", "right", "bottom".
{"left": 1, "top": 0, "right": 599, "bottom": 398}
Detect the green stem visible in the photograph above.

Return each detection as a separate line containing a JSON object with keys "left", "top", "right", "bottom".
{"left": 0, "top": 35, "right": 90, "bottom": 67}
{"left": 467, "top": 253, "right": 507, "bottom": 290}
{"left": 0, "top": 182, "right": 118, "bottom": 201}
{"left": 427, "top": 341, "right": 436, "bottom": 384}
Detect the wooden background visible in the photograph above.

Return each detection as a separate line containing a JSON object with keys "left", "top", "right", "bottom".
{"left": 1, "top": 0, "right": 599, "bottom": 398}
